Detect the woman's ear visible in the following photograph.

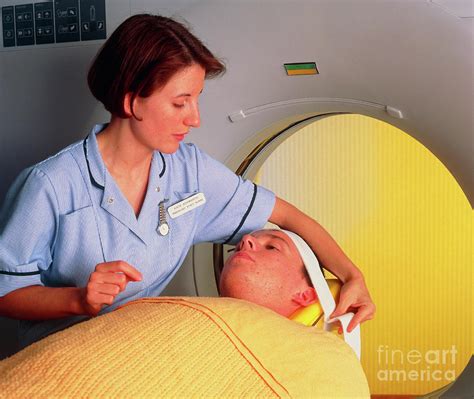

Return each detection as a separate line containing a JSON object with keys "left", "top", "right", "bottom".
{"left": 123, "top": 92, "right": 134, "bottom": 118}
{"left": 291, "top": 287, "right": 318, "bottom": 307}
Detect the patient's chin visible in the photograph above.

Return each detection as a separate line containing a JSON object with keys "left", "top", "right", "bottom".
{"left": 218, "top": 277, "right": 240, "bottom": 298}
{"left": 218, "top": 283, "right": 246, "bottom": 300}
{"left": 219, "top": 269, "right": 253, "bottom": 297}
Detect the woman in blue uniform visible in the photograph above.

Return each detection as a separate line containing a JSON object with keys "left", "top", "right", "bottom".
{"left": 0, "top": 14, "right": 375, "bottom": 348}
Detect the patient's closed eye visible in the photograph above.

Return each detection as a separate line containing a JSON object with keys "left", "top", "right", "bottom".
{"left": 266, "top": 245, "right": 279, "bottom": 251}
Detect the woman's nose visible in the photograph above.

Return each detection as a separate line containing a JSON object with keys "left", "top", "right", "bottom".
{"left": 184, "top": 103, "right": 200, "bottom": 128}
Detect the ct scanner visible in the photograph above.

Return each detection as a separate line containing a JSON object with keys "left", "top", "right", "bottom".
{"left": 0, "top": 0, "right": 472, "bottom": 395}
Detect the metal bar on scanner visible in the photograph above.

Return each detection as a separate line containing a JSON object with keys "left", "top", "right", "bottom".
{"left": 228, "top": 98, "right": 403, "bottom": 122}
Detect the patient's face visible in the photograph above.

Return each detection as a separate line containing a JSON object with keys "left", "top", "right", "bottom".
{"left": 219, "top": 230, "right": 310, "bottom": 317}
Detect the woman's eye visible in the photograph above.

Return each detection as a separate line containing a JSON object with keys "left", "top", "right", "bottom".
{"left": 173, "top": 104, "right": 185, "bottom": 108}
{"left": 267, "top": 245, "right": 279, "bottom": 251}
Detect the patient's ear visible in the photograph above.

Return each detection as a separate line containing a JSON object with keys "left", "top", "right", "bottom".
{"left": 291, "top": 287, "right": 318, "bottom": 306}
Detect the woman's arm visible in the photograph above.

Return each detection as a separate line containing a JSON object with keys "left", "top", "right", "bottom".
{"left": 269, "top": 197, "right": 375, "bottom": 331}
{"left": 0, "top": 285, "right": 85, "bottom": 319}
{"left": 0, "top": 261, "right": 142, "bottom": 320}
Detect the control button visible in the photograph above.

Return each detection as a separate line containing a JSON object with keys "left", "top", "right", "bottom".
{"left": 89, "top": 5, "right": 96, "bottom": 21}
{"left": 5, "top": 30, "right": 13, "bottom": 38}
{"left": 24, "top": 12, "right": 32, "bottom": 21}
{"left": 36, "top": 11, "right": 43, "bottom": 19}
{"left": 4, "top": 14, "right": 13, "bottom": 23}
{"left": 58, "top": 25, "right": 68, "bottom": 34}
{"left": 17, "top": 29, "right": 24, "bottom": 37}
{"left": 97, "top": 21, "right": 104, "bottom": 31}
{"left": 68, "top": 23, "right": 77, "bottom": 33}
{"left": 43, "top": 10, "right": 51, "bottom": 19}
{"left": 36, "top": 27, "right": 43, "bottom": 36}
{"left": 17, "top": 13, "right": 24, "bottom": 22}
{"left": 44, "top": 27, "right": 52, "bottom": 35}
{"left": 24, "top": 28, "right": 32, "bottom": 37}
{"left": 67, "top": 7, "right": 77, "bottom": 17}
{"left": 82, "top": 22, "right": 90, "bottom": 32}
{"left": 57, "top": 9, "right": 67, "bottom": 18}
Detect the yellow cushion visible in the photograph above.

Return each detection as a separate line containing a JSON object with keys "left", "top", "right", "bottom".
{"left": 0, "top": 297, "right": 370, "bottom": 398}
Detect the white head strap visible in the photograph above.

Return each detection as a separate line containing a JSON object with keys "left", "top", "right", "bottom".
{"left": 280, "top": 229, "right": 361, "bottom": 359}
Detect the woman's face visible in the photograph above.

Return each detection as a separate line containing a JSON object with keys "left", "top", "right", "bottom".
{"left": 128, "top": 64, "right": 206, "bottom": 154}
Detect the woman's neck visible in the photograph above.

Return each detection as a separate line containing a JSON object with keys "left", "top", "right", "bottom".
{"left": 96, "top": 117, "right": 154, "bottom": 217}
{"left": 97, "top": 117, "right": 153, "bottom": 179}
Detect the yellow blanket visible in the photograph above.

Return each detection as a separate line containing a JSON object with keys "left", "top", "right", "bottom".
{"left": 0, "top": 297, "right": 369, "bottom": 398}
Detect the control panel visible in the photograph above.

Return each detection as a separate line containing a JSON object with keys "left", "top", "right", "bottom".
{"left": 1, "top": 0, "right": 106, "bottom": 48}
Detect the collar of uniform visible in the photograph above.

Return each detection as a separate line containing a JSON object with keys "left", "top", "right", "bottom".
{"left": 84, "top": 124, "right": 107, "bottom": 188}
{"left": 136, "top": 150, "right": 166, "bottom": 226}
{"left": 84, "top": 123, "right": 167, "bottom": 189}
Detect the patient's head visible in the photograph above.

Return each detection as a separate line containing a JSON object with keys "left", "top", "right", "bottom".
{"left": 219, "top": 229, "right": 318, "bottom": 317}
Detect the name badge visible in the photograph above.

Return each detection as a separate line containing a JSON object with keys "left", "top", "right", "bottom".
{"left": 168, "top": 192, "right": 206, "bottom": 219}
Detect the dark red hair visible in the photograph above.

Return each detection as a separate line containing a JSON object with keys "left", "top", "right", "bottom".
{"left": 88, "top": 14, "right": 226, "bottom": 118}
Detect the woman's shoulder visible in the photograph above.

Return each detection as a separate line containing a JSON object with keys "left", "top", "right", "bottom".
{"left": 8, "top": 139, "right": 91, "bottom": 213}
{"left": 33, "top": 139, "right": 84, "bottom": 175}
{"left": 174, "top": 141, "right": 199, "bottom": 158}
{"left": 170, "top": 142, "right": 218, "bottom": 165}
{"left": 162, "top": 142, "right": 198, "bottom": 170}
{"left": 15, "top": 139, "right": 87, "bottom": 200}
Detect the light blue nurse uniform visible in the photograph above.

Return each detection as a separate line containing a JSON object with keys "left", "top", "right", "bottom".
{"left": 0, "top": 124, "right": 275, "bottom": 347}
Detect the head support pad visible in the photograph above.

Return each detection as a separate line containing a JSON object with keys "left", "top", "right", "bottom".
{"left": 278, "top": 229, "right": 361, "bottom": 359}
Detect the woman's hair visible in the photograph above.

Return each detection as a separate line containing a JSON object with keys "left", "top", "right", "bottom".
{"left": 88, "top": 13, "right": 226, "bottom": 118}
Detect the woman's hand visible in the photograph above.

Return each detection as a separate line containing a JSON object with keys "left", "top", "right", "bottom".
{"left": 80, "top": 261, "right": 142, "bottom": 316}
{"left": 330, "top": 275, "right": 375, "bottom": 332}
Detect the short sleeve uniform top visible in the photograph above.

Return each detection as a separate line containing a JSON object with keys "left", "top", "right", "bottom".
{"left": 0, "top": 124, "right": 275, "bottom": 346}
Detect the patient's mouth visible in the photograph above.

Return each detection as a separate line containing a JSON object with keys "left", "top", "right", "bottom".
{"left": 232, "top": 251, "right": 255, "bottom": 262}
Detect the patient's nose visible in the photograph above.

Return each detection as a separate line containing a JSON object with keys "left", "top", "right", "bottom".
{"left": 240, "top": 234, "right": 257, "bottom": 251}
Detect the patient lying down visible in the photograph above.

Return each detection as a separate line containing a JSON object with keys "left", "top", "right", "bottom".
{"left": 0, "top": 229, "right": 370, "bottom": 398}
{"left": 219, "top": 229, "right": 322, "bottom": 318}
